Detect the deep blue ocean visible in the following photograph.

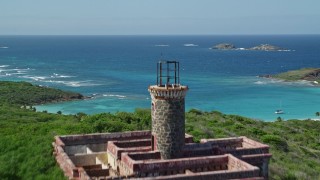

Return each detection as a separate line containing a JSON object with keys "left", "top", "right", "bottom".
{"left": 1, "top": 35, "right": 320, "bottom": 121}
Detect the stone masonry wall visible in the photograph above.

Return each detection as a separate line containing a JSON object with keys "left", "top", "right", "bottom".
{"left": 151, "top": 97, "right": 185, "bottom": 159}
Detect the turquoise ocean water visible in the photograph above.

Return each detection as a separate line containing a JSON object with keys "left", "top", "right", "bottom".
{"left": 0, "top": 35, "right": 320, "bottom": 121}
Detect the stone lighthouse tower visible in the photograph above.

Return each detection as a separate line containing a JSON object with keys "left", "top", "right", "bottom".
{"left": 148, "top": 61, "right": 188, "bottom": 159}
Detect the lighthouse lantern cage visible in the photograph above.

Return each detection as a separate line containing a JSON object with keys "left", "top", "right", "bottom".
{"left": 156, "top": 61, "right": 180, "bottom": 87}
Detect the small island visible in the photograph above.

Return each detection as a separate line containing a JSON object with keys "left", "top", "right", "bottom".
{"left": 211, "top": 43, "right": 288, "bottom": 51}
{"left": 249, "top": 44, "right": 286, "bottom": 51}
{"left": 260, "top": 68, "right": 320, "bottom": 84}
{"left": 211, "top": 43, "right": 236, "bottom": 50}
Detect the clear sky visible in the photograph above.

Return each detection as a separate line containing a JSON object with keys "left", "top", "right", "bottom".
{"left": 1, "top": 0, "right": 320, "bottom": 35}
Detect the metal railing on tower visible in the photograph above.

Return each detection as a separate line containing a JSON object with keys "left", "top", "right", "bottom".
{"left": 157, "top": 61, "right": 180, "bottom": 87}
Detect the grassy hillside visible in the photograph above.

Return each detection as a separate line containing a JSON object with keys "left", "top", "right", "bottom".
{"left": 0, "top": 81, "right": 84, "bottom": 105}
{"left": 0, "top": 106, "right": 150, "bottom": 180}
{"left": 0, "top": 81, "right": 319, "bottom": 179}
{"left": 186, "top": 109, "right": 320, "bottom": 179}
{"left": 0, "top": 106, "right": 85, "bottom": 179}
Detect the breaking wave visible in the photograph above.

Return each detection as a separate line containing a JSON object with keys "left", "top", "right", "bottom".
{"left": 155, "top": 44, "right": 169, "bottom": 47}
{"left": 20, "top": 75, "right": 49, "bottom": 81}
{"left": 103, "top": 94, "right": 127, "bottom": 99}
{"left": 183, "top": 44, "right": 198, "bottom": 47}
{"left": 0, "top": 64, "right": 101, "bottom": 87}
{"left": 255, "top": 78, "right": 314, "bottom": 87}
{"left": 51, "top": 73, "right": 76, "bottom": 78}
{"left": 0, "top": 66, "right": 33, "bottom": 76}
{"left": 44, "top": 80, "right": 103, "bottom": 87}
{"left": 0, "top": 65, "right": 10, "bottom": 68}
{"left": 254, "top": 81, "right": 267, "bottom": 85}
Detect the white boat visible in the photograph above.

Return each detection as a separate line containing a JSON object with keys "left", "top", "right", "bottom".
{"left": 275, "top": 100, "right": 285, "bottom": 114}
{"left": 275, "top": 109, "right": 284, "bottom": 114}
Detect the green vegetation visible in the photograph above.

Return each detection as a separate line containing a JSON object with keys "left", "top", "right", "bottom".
{"left": 0, "top": 105, "right": 86, "bottom": 179}
{"left": 186, "top": 110, "right": 320, "bottom": 179}
{"left": 0, "top": 106, "right": 150, "bottom": 180}
{"left": 272, "top": 68, "right": 320, "bottom": 82}
{"left": 0, "top": 81, "right": 84, "bottom": 105}
{"left": 0, "top": 81, "right": 320, "bottom": 179}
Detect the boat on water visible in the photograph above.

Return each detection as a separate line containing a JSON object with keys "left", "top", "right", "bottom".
{"left": 275, "top": 109, "right": 284, "bottom": 114}
{"left": 275, "top": 100, "right": 285, "bottom": 114}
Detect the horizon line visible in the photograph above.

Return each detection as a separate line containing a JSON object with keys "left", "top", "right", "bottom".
{"left": 0, "top": 33, "right": 320, "bottom": 36}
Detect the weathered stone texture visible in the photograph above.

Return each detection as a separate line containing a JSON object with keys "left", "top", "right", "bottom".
{"left": 151, "top": 96, "right": 186, "bottom": 159}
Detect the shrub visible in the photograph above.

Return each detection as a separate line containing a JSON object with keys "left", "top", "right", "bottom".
{"left": 261, "top": 134, "right": 289, "bottom": 152}
{"left": 188, "top": 108, "right": 203, "bottom": 115}
{"left": 249, "top": 127, "right": 267, "bottom": 136}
